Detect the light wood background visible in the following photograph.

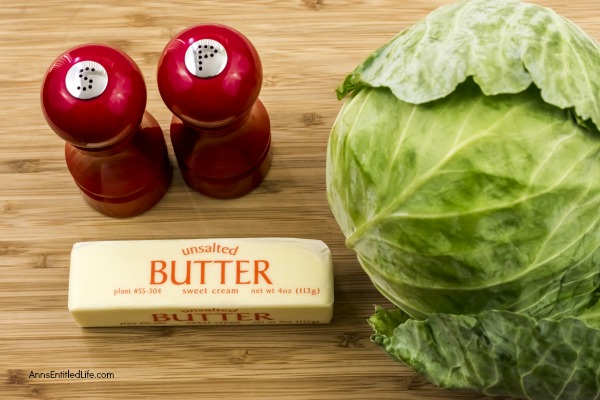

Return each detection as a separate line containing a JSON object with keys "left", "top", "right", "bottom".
{"left": 1, "top": 1, "right": 597, "bottom": 399}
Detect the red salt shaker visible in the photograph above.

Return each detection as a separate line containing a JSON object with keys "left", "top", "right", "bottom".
{"left": 157, "top": 24, "right": 272, "bottom": 198}
{"left": 41, "top": 44, "right": 172, "bottom": 218}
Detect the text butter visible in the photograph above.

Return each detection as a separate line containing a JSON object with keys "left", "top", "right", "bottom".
{"left": 68, "top": 238, "right": 334, "bottom": 327}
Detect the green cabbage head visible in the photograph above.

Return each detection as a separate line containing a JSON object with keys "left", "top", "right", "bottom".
{"left": 326, "top": 0, "right": 600, "bottom": 398}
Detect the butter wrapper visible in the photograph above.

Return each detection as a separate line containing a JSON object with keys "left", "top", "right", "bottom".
{"left": 68, "top": 238, "right": 334, "bottom": 327}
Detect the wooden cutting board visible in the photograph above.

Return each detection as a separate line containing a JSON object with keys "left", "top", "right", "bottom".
{"left": 1, "top": 1, "right": 597, "bottom": 399}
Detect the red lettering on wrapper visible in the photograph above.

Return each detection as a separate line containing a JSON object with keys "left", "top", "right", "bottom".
{"left": 152, "top": 312, "right": 273, "bottom": 322}
{"left": 149, "top": 259, "right": 272, "bottom": 285}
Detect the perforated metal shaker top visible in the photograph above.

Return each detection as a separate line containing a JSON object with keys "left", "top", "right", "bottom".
{"left": 65, "top": 61, "right": 109, "bottom": 100}
{"left": 184, "top": 39, "right": 228, "bottom": 78}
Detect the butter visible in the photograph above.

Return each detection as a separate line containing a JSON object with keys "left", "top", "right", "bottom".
{"left": 68, "top": 238, "right": 334, "bottom": 327}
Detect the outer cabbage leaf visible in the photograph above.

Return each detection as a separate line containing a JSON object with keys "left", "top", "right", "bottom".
{"left": 327, "top": 79, "right": 600, "bottom": 319}
{"left": 369, "top": 307, "right": 600, "bottom": 400}
{"left": 337, "top": 0, "right": 600, "bottom": 130}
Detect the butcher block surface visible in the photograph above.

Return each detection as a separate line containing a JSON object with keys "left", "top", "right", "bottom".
{"left": 1, "top": 1, "right": 597, "bottom": 399}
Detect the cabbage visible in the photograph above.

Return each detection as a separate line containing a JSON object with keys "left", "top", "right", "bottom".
{"left": 326, "top": 0, "right": 600, "bottom": 398}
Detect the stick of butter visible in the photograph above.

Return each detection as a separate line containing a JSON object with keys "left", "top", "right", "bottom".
{"left": 68, "top": 238, "right": 334, "bottom": 327}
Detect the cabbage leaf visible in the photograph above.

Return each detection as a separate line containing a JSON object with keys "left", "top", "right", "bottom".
{"left": 370, "top": 307, "right": 600, "bottom": 400}
{"left": 337, "top": 0, "right": 600, "bottom": 130}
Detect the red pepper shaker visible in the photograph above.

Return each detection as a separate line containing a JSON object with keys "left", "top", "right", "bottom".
{"left": 157, "top": 24, "right": 272, "bottom": 198}
{"left": 41, "top": 44, "right": 172, "bottom": 218}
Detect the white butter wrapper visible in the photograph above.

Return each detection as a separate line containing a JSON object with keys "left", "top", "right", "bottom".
{"left": 68, "top": 238, "right": 334, "bottom": 327}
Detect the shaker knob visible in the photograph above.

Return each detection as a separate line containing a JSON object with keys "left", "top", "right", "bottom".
{"left": 157, "top": 24, "right": 263, "bottom": 129}
{"left": 41, "top": 44, "right": 147, "bottom": 149}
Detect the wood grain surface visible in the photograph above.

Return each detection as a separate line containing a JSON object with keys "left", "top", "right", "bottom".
{"left": 1, "top": 1, "right": 598, "bottom": 399}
